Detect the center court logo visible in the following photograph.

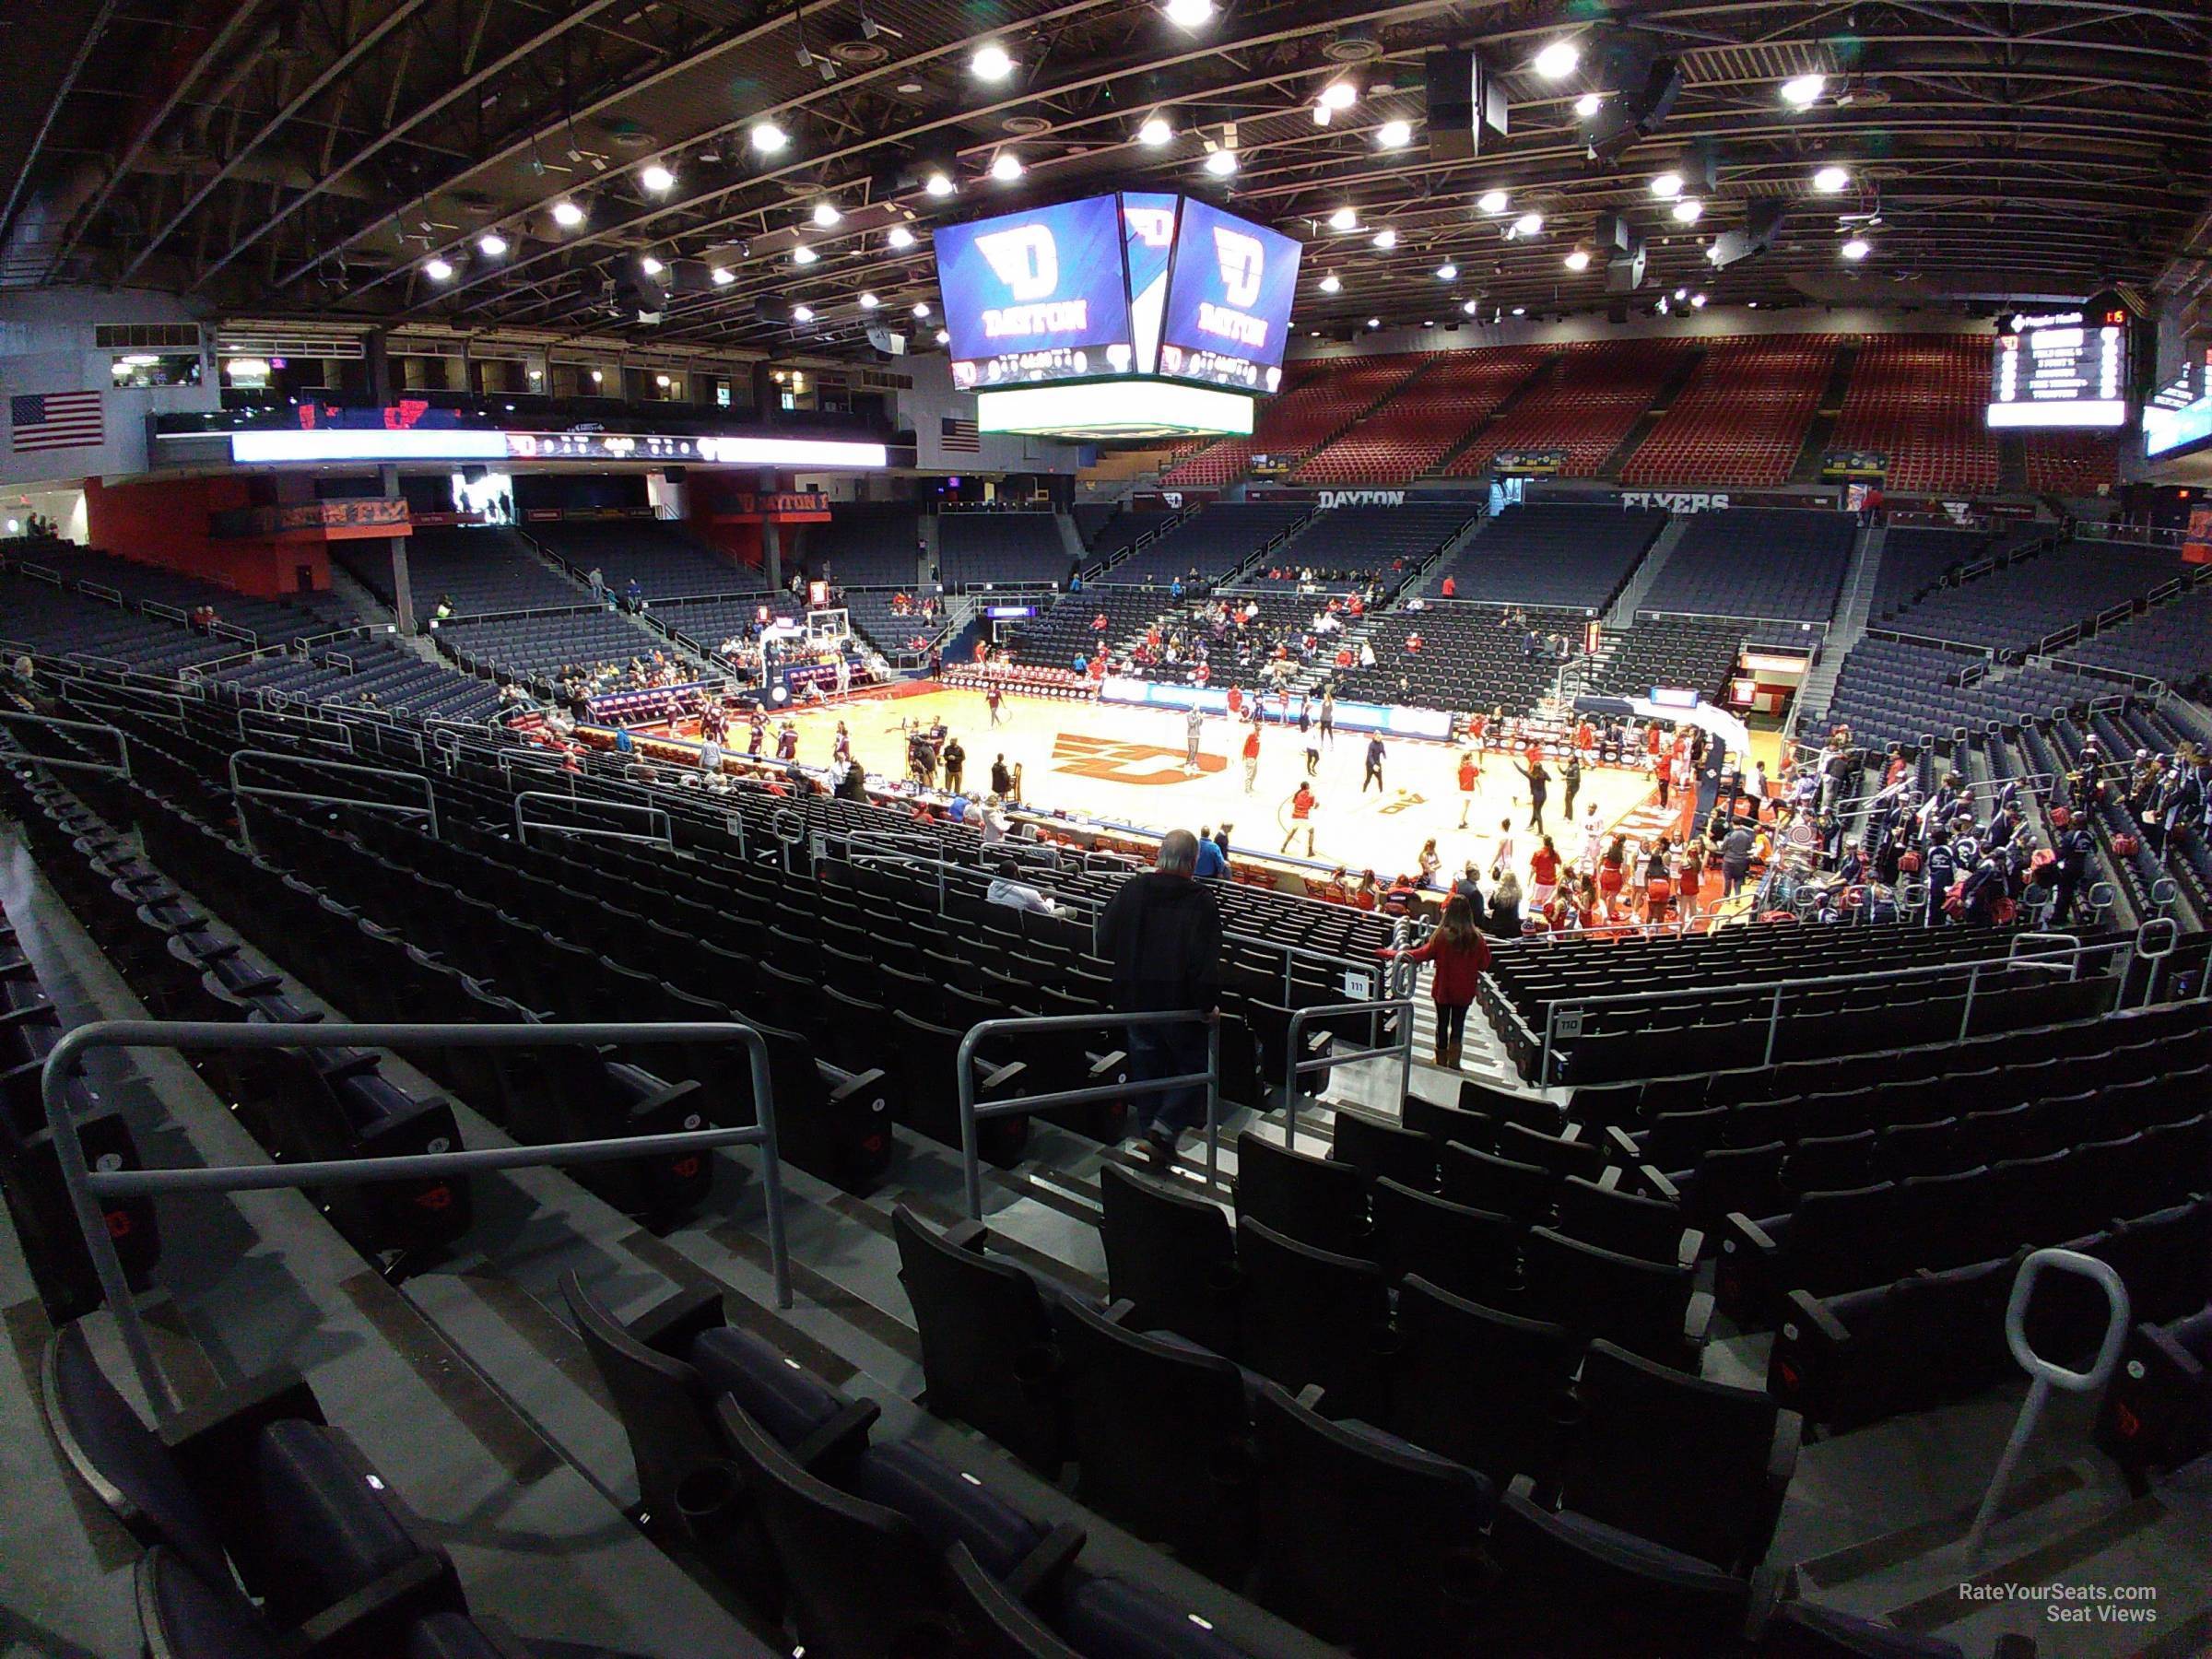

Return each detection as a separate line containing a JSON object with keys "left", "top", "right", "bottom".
{"left": 1053, "top": 733, "right": 1224, "bottom": 786}
{"left": 1197, "top": 227, "right": 1269, "bottom": 348}
{"left": 975, "top": 225, "right": 1088, "bottom": 339}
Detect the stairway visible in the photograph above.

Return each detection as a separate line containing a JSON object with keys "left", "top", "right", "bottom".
{"left": 1053, "top": 512, "right": 1087, "bottom": 566}
{"left": 1789, "top": 341, "right": 1861, "bottom": 484}
{"left": 1599, "top": 346, "right": 1708, "bottom": 479}
{"left": 1794, "top": 525, "right": 1887, "bottom": 723}
{"left": 1605, "top": 514, "right": 1692, "bottom": 626}
{"left": 1425, "top": 351, "right": 1560, "bottom": 478}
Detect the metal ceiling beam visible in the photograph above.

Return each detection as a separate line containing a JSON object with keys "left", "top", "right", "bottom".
{"left": 190, "top": 0, "right": 630, "bottom": 290}
{"left": 0, "top": 0, "right": 123, "bottom": 256}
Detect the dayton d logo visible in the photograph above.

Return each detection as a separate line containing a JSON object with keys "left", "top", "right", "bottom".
{"left": 977, "top": 225, "right": 1060, "bottom": 300}
{"left": 1213, "top": 227, "right": 1265, "bottom": 308}
{"left": 1053, "top": 734, "right": 1224, "bottom": 786}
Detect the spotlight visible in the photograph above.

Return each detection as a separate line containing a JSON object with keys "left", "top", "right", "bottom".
{"left": 550, "top": 200, "right": 585, "bottom": 228}
{"left": 792, "top": 245, "right": 818, "bottom": 265}
{"left": 1564, "top": 248, "right": 1591, "bottom": 271}
{"left": 477, "top": 232, "right": 508, "bottom": 257}
{"left": 1672, "top": 197, "right": 1702, "bottom": 223}
{"left": 1319, "top": 81, "right": 1358, "bottom": 111}
{"left": 711, "top": 266, "right": 735, "bottom": 285}
{"left": 1674, "top": 287, "right": 1688, "bottom": 300}
{"left": 924, "top": 171, "right": 955, "bottom": 197}
{"left": 991, "top": 151, "right": 1023, "bottom": 182}
{"left": 1513, "top": 211, "right": 1544, "bottom": 236}
{"left": 1511, "top": 305, "right": 1526, "bottom": 316}
{"left": 1137, "top": 115, "right": 1173, "bottom": 147}
{"left": 971, "top": 42, "right": 1014, "bottom": 81}
{"left": 888, "top": 225, "right": 915, "bottom": 250}
{"left": 1371, "top": 227, "right": 1397, "bottom": 249}
{"left": 1204, "top": 149, "right": 1237, "bottom": 176}
{"left": 1574, "top": 92, "right": 1603, "bottom": 119}
{"left": 1840, "top": 237, "right": 1870, "bottom": 261}
{"left": 1690, "top": 291, "right": 1706, "bottom": 307}
{"left": 640, "top": 255, "right": 664, "bottom": 275}
{"left": 1462, "top": 299, "right": 1478, "bottom": 314}
{"left": 935, "top": 328, "right": 950, "bottom": 345}
{"left": 1328, "top": 206, "right": 1359, "bottom": 231}
{"left": 1812, "top": 164, "right": 1850, "bottom": 193}
{"left": 793, "top": 304, "right": 814, "bottom": 322}
{"left": 1477, "top": 189, "right": 1509, "bottom": 215}
{"left": 751, "top": 121, "right": 788, "bottom": 155}
{"left": 641, "top": 162, "right": 676, "bottom": 193}
{"left": 1367, "top": 317, "right": 1381, "bottom": 328}
{"left": 812, "top": 200, "right": 841, "bottom": 228}
{"left": 1319, "top": 273, "right": 1342, "bottom": 293}
{"left": 1435, "top": 263, "right": 1457, "bottom": 280}
{"left": 423, "top": 257, "right": 453, "bottom": 280}
{"left": 912, "top": 301, "right": 930, "bottom": 317}
{"left": 1376, "top": 119, "right": 1412, "bottom": 148}
{"left": 1534, "top": 40, "right": 1580, "bottom": 79}
{"left": 859, "top": 292, "right": 879, "bottom": 309}
{"left": 1162, "top": 0, "right": 1214, "bottom": 27}
{"left": 1650, "top": 171, "right": 1683, "bottom": 199}
{"left": 1781, "top": 73, "right": 1826, "bottom": 107}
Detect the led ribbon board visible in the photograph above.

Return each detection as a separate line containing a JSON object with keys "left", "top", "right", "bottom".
{"left": 1157, "top": 197, "right": 1302, "bottom": 393}
{"left": 935, "top": 195, "right": 1135, "bottom": 390}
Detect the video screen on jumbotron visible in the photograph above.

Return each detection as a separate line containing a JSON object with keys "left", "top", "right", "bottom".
{"left": 1985, "top": 304, "right": 2130, "bottom": 429}
{"left": 935, "top": 195, "right": 1135, "bottom": 390}
{"left": 1157, "top": 197, "right": 1302, "bottom": 392}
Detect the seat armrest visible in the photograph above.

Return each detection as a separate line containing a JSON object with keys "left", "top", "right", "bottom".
{"left": 628, "top": 1284, "right": 727, "bottom": 1359}
{"left": 629, "top": 1077, "right": 706, "bottom": 1118}
{"left": 1087, "top": 1049, "right": 1128, "bottom": 1078}
{"left": 1594, "top": 1165, "right": 1624, "bottom": 1194}
{"left": 1101, "top": 1300, "right": 1136, "bottom": 1324}
{"left": 1633, "top": 1163, "right": 1682, "bottom": 1204}
{"left": 1715, "top": 1211, "right": 1778, "bottom": 1325}
{"left": 1766, "top": 1408, "right": 1804, "bottom": 1501}
{"left": 1674, "top": 1228, "right": 1705, "bottom": 1270}
{"left": 944, "top": 1218, "right": 990, "bottom": 1253}
{"left": 977, "top": 1058, "right": 1028, "bottom": 1093}
{"left": 288, "top": 1552, "right": 453, "bottom": 1659}
{"left": 790, "top": 1398, "right": 882, "bottom": 1467}
{"left": 1681, "top": 1290, "right": 1715, "bottom": 1353}
{"left": 826, "top": 1066, "right": 886, "bottom": 1104}
{"left": 1004, "top": 1521, "right": 1086, "bottom": 1605}
{"left": 1767, "top": 1290, "right": 1851, "bottom": 1420}
{"left": 162, "top": 1368, "right": 324, "bottom": 1468}
{"left": 1295, "top": 1383, "right": 1325, "bottom": 1410}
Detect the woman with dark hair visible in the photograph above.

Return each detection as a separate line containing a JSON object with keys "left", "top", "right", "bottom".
{"left": 1379, "top": 893, "right": 1493, "bottom": 1068}
{"left": 1596, "top": 835, "right": 1627, "bottom": 917}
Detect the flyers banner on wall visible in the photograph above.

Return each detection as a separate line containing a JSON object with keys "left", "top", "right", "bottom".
{"left": 935, "top": 195, "right": 1135, "bottom": 389}
{"left": 1158, "top": 197, "right": 1301, "bottom": 393}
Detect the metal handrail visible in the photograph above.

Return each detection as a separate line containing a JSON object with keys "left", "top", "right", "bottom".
{"left": 514, "top": 790, "right": 674, "bottom": 851}
{"left": 240, "top": 705, "right": 356, "bottom": 752}
{"left": 228, "top": 748, "right": 440, "bottom": 852}
{"left": 40, "top": 1018, "right": 790, "bottom": 1422}
{"left": 1281, "top": 997, "right": 1415, "bottom": 1153}
{"left": 0, "top": 711, "right": 131, "bottom": 779}
{"left": 1530, "top": 932, "right": 2137, "bottom": 1083}
{"left": 1964, "top": 1248, "right": 2130, "bottom": 1563}
{"left": 954, "top": 1009, "right": 1219, "bottom": 1218}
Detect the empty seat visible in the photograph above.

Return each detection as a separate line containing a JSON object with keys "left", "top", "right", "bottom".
{"left": 1235, "top": 1128, "right": 1371, "bottom": 1257}
{"left": 1332, "top": 1110, "right": 1439, "bottom": 1191}
{"left": 1370, "top": 1177, "right": 1522, "bottom": 1304}
{"left": 1390, "top": 1276, "right": 1582, "bottom": 1487}
{"left": 1234, "top": 1217, "right": 1393, "bottom": 1423}
{"left": 1100, "top": 1162, "right": 1239, "bottom": 1356}
{"left": 1523, "top": 1228, "right": 1712, "bottom": 1370}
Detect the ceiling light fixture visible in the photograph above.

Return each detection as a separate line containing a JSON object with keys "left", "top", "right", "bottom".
{"left": 912, "top": 301, "right": 930, "bottom": 317}
{"left": 1672, "top": 196, "right": 1702, "bottom": 223}
{"left": 1376, "top": 119, "right": 1412, "bottom": 148}
{"left": 888, "top": 225, "right": 916, "bottom": 249}
{"left": 935, "top": 328, "right": 950, "bottom": 344}
{"left": 924, "top": 171, "right": 955, "bottom": 198}
{"left": 1367, "top": 317, "right": 1381, "bottom": 328}
{"left": 812, "top": 200, "right": 841, "bottom": 228}
{"left": 1328, "top": 206, "right": 1358, "bottom": 231}
{"left": 640, "top": 256, "right": 664, "bottom": 275}
{"left": 1162, "top": 0, "right": 1214, "bottom": 27}
{"left": 1204, "top": 148, "right": 1237, "bottom": 175}
{"left": 1650, "top": 171, "right": 1683, "bottom": 199}
{"left": 1435, "top": 263, "right": 1457, "bottom": 280}
{"left": 711, "top": 266, "right": 734, "bottom": 285}
{"left": 793, "top": 304, "right": 815, "bottom": 322}
{"left": 1137, "top": 114, "right": 1173, "bottom": 147}
{"left": 1371, "top": 227, "right": 1397, "bottom": 249}
{"left": 792, "top": 245, "right": 818, "bottom": 265}
{"left": 991, "top": 150, "right": 1023, "bottom": 182}
{"left": 1533, "top": 39, "right": 1580, "bottom": 79}
{"left": 1319, "top": 80, "right": 1358, "bottom": 111}
{"left": 971, "top": 42, "right": 1014, "bottom": 81}
{"left": 1477, "top": 189, "right": 1510, "bottom": 215}
{"left": 1462, "top": 299, "right": 1479, "bottom": 314}
{"left": 1318, "top": 273, "right": 1342, "bottom": 293}
{"left": 641, "top": 162, "right": 676, "bottom": 193}
{"left": 751, "top": 121, "right": 787, "bottom": 155}
{"left": 1511, "top": 305, "right": 1526, "bottom": 316}
{"left": 1812, "top": 164, "right": 1850, "bottom": 193}
{"left": 1564, "top": 248, "right": 1591, "bottom": 271}
{"left": 550, "top": 200, "right": 585, "bottom": 228}
{"left": 423, "top": 257, "right": 453, "bottom": 280}
{"left": 1574, "top": 92, "right": 1603, "bottom": 119}
{"left": 1513, "top": 211, "right": 1544, "bottom": 236}
{"left": 1781, "top": 72, "right": 1826, "bottom": 107}
{"left": 477, "top": 232, "right": 508, "bottom": 257}
{"left": 858, "top": 292, "right": 879, "bottom": 309}
{"left": 1840, "top": 237, "right": 1870, "bottom": 261}
{"left": 1690, "top": 292, "right": 1706, "bottom": 307}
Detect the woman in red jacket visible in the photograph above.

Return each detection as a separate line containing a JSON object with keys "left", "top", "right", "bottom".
{"left": 1378, "top": 893, "right": 1492, "bottom": 1069}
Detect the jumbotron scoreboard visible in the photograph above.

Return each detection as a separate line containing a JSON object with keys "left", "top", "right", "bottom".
{"left": 935, "top": 193, "right": 1302, "bottom": 441}
{"left": 1986, "top": 302, "right": 2131, "bottom": 429}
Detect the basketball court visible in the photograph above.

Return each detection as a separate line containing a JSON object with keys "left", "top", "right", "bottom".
{"left": 753, "top": 685, "right": 1675, "bottom": 880}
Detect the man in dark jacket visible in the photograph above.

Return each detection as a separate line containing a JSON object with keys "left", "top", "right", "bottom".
{"left": 1095, "top": 830, "right": 1222, "bottom": 1163}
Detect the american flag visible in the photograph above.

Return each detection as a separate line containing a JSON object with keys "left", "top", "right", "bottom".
{"left": 9, "top": 391, "right": 104, "bottom": 453}
{"left": 941, "top": 414, "right": 981, "bottom": 454}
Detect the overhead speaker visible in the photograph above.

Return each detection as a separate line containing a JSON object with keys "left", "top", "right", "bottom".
{"left": 1425, "top": 49, "right": 1507, "bottom": 162}
{"left": 1583, "top": 55, "right": 1682, "bottom": 159}
{"left": 665, "top": 260, "right": 716, "bottom": 296}
{"left": 755, "top": 294, "right": 793, "bottom": 324}
{"left": 1606, "top": 241, "right": 1647, "bottom": 293}
{"left": 1707, "top": 200, "right": 1784, "bottom": 269}
{"left": 1593, "top": 212, "right": 1633, "bottom": 255}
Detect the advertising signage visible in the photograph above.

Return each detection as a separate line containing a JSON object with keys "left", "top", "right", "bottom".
{"left": 935, "top": 194, "right": 1135, "bottom": 390}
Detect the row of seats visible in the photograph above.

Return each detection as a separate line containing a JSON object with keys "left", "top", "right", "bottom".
{"left": 1813, "top": 638, "right": 2097, "bottom": 749}
{"left": 1292, "top": 347, "right": 1549, "bottom": 484}
{"left": 1326, "top": 604, "right": 1586, "bottom": 715}
{"left": 13, "top": 543, "right": 354, "bottom": 643}
{"left": 1239, "top": 502, "right": 1476, "bottom": 590}
{"left": 1830, "top": 336, "right": 2000, "bottom": 494}
{"left": 1447, "top": 339, "right": 1688, "bottom": 478}
{"left": 531, "top": 518, "right": 765, "bottom": 600}
{"left": 796, "top": 500, "right": 922, "bottom": 587}
{"left": 1110, "top": 503, "right": 1314, "bottom": 585}
{"left": 938, "top": 512, "right": 1071, "bottom": 587}
{"left": 1162, "top": 359, "right": 1430, "bottom": 488}
{"left": 1424, "top": 504, "right": 1666, "bottom": 612}
{"left": 1879, "top": 537, "right": 2185, "bottom": 655}
{"left": 1619, "top": 338, "right": 1839, "bottom": 488}
{"left": 342, "top": 526, "right": 581, "bottom": 618}
{"left": 1639, "top": 509, "right": 1855, "bottom": 626}
{"left": 1590, "top": 618, "right": 1744, "bottom": 702}
{"left": 434, "top": 608, "right": 670, "bottom": 688}
{"left": 2056, "top": 582, "right": 2212, "bottom": 689}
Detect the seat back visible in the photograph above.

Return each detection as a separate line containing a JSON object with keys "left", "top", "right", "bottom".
{"left": 1235, "top": 1129, "right": 1371, "bottom": 1257}
{"left": 1233, "top": 1217, "right": 1392, "bottom": 1421}
{"left": 134, "top": 1545, "right": 284, "bottom": 1659}
{"left": 1557, "top": 1177, "right": 1692, "bottom": 1264}
{"left": 1564, "top": 1339, "right": 1792, "bottom": 1572}
{"left": 1370, "top": 1178, "right": 1520, "bottom": 1304}
{"left": 1249, "top": 1381, "right": 1492, "bottom": 1653}
{"left": 559, "top": 1271, "right": 717, "bottom": 1524}
{"left": 1390, "top": 1276, "right": 1582, "bottom": 1485}
{"left": 1099, "top": 1163, "right": 1238, "bottom": 1355}
{"left": 890, "top": 1206, "right": 1063, "bottom": 1470}
{"left": 1523, "top": 1228, "right": 1699, "bottom": 1367}
{"left": 1440, "top": 1140, "right": 1554, "bottom": 1222}
{"left": 947, "top": 1543, "right": 1082, "bottom": 1658}
{"left": 1332, "top": 1111, "right": 1440, "bottom": 1191}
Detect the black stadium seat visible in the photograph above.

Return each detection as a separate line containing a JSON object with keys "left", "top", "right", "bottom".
{"left": 1099, "top": 1163, "right": 1241, "bottom": 1357}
